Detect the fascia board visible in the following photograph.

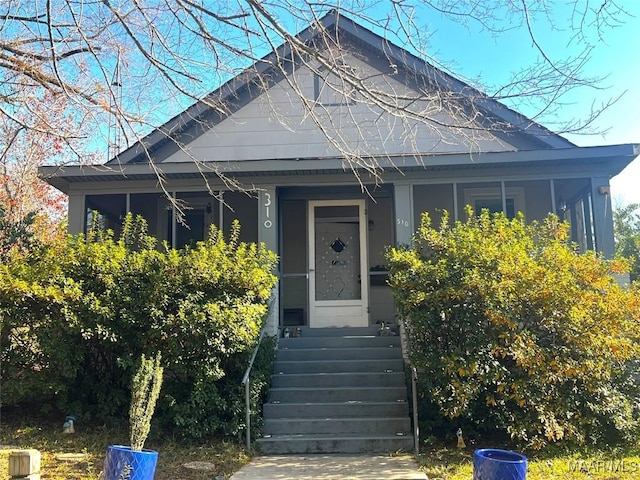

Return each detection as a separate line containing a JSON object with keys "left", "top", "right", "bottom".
{"left": 41, "top": 144, "right": 639, "bottom": 188}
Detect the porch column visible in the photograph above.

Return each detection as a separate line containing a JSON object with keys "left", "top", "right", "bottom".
{"left": 394, "top": 183, "right": 413, "bottom": 246}
{"left": 258, "top": 186, "right": 279, "bottom": 335}
{"left": 67, "top": 193, "right": 85, "bottom": 235}
{"left": 591, "top": 177, "right": 615, "bottom": 258}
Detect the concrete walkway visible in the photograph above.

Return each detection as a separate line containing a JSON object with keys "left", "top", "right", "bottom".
{"left": 229, "top": 454, "right": 427, "bottom": 480}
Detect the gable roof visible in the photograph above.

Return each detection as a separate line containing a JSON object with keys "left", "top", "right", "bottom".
{"left": 40, "top": 10, "right": 640, "bottom": 194}
{"left": 108, "top": 9, "right": 574, "bottom": 166}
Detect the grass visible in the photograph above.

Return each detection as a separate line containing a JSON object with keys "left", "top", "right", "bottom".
{"left": 418, "top": 438, "right": 640, "bottom": 480}
{"left": 3, "top": 415, "right": 640, "bottom": 479}
{"left": 0, "top": 415, "right": 250, "bottom": 480}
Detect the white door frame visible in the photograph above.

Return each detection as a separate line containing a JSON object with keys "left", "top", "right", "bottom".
{"left": 308, "top": 199, "right": 369, "bottom": 327}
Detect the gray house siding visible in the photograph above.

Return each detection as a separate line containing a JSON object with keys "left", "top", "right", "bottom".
{"left": 150, "top": 53, "right": 518, "bottom": 165}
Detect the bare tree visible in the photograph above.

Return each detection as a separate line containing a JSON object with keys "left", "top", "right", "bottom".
{"left": 0, "top": 85, "right": 96, "bottom": 215}
{"left": 0, "top": 0, "right": 632, "bottom": 186}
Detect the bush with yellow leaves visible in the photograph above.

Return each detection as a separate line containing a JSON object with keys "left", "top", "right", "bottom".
{"left": 387, "top": 209, "right": 640, "bottom": 448}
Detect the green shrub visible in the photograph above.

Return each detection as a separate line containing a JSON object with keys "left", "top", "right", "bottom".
{"left": 0, "top": 233, "right": 81, "bottom": 408}
{"left": 0, "top": 215, "right": 278, "bottom": 439}
{"left": 387, "top": 209, "right": 640, "bottom": 449}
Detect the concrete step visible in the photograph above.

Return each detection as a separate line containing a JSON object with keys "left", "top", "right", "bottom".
{"left": 263, "top": 401, "right": 409, "bottom": 419}
{"left": 270, "top": 371, "right": 405, "bottom": 388}
{"left": 276, "top": 346, "right": 402, "bottom": 361}
{"left": 263, "top": 416, "right": 411, "bottom": 435}
{"left": 257, "top": 433, "right": 414, "bottom": 454}
{"left": 274, "top": 358, "right": 404, "bottom": 374}
{"left": 268, "top": 386, "right": 408, "bottom": 403}
{"left": 260, "top": 325, "right": 412, "bottom": 454}
{"left": 280, "top": 336, "right": 400, "bottom": 349}
{"left": 282, "top": 326, "right": 381, "bottom": 337}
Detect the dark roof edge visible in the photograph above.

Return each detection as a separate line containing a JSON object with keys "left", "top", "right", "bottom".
{"left": 41, "top": 143, "right": 640, "bottom": 194}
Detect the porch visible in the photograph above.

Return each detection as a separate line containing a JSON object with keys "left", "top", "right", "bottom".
{"left": 73, "top": 174, "right": 614, "bottom": 333}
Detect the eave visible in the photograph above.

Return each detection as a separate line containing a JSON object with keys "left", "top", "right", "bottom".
{"left": 39, "top": 144, "right": 640, "bottom": 194}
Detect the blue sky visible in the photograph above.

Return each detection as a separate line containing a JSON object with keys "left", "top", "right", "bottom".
{"left": 409, "top": 2, "right": 640, "bottom": 206}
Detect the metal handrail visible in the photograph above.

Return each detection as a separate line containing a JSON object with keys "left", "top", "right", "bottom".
{"left": 398, "top": 316, "right": 420, "bottom": 456}
{"left": 241, "top": 327, "right": 267, "bottom": 450}
{"left": 240, "top": 297, "right": 276, "bottom": 450}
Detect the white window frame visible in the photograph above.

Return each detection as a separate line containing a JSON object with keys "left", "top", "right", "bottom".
{"left": 463, "top": 187, "right": 526, "bottom": 218}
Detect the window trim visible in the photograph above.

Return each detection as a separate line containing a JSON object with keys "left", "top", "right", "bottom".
{"left": 463, "top": 186, "right": 526, "bottom": 218}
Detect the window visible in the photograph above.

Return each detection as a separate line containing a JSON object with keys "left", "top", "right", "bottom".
{"left": 463, "top": 187, "right": 525, "bottom": 219}
{"left": 167, "top": 193, "right": 219, "bottom": 249}
{"left": 85, "top": 194, "right": 126, "bottom": 236}
{"left": 475, "top": 198, "right": 516, "bottom": 218}
{"left": 175, "top": 210, "right": 206, "bottom": 249}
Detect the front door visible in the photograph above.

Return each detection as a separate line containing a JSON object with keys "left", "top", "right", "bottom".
{"left": 308, "top": 200, "right": 369, "bottom": 327}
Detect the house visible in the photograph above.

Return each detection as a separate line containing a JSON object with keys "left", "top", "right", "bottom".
{"left": 41, "top": 10, "right": 639, "bottom": 336}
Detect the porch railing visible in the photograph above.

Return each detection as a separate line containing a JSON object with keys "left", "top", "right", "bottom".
{"left": 240, "top": 298, "right": 276, "bottom": 450}
{"left": 398, "top": 316, "right": 420, "bottom": 456}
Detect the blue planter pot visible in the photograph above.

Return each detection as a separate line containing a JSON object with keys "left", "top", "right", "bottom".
{"left": 103, "top": 445, "right": 158, "bottom": 480}
{"left": 473, "top": 448, "right": 528, "bottom": 480}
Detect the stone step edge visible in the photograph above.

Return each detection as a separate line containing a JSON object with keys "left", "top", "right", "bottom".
{"left": 264, "top": 400, "right": 408, "bottom": 406}
{"left": 275, "top": 359, "right": 401, "bottom": 364}
{"left": 277, "top": 346, "right": 400, "bottom": 352}
{"left": 279, "top": 340, "right": 400, "bottom": 345}
{"left": 271, "top": 370, "right": 404, "bottom": 380}
{"left": 279, "top": 338, "right": 399, "bottom": 343}
{"left": 271, "top": 372, "right": 404, "bottom": 377}
{"left": 264, "top": 416, "right": 410, "bottom": 422}
{"left": 270, "top": 386, "right": 405, "bottom": 391}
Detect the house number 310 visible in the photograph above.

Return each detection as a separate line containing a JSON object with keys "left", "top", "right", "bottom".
{"left": 263, "top": 192, "right": 272, "bottom": 229}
